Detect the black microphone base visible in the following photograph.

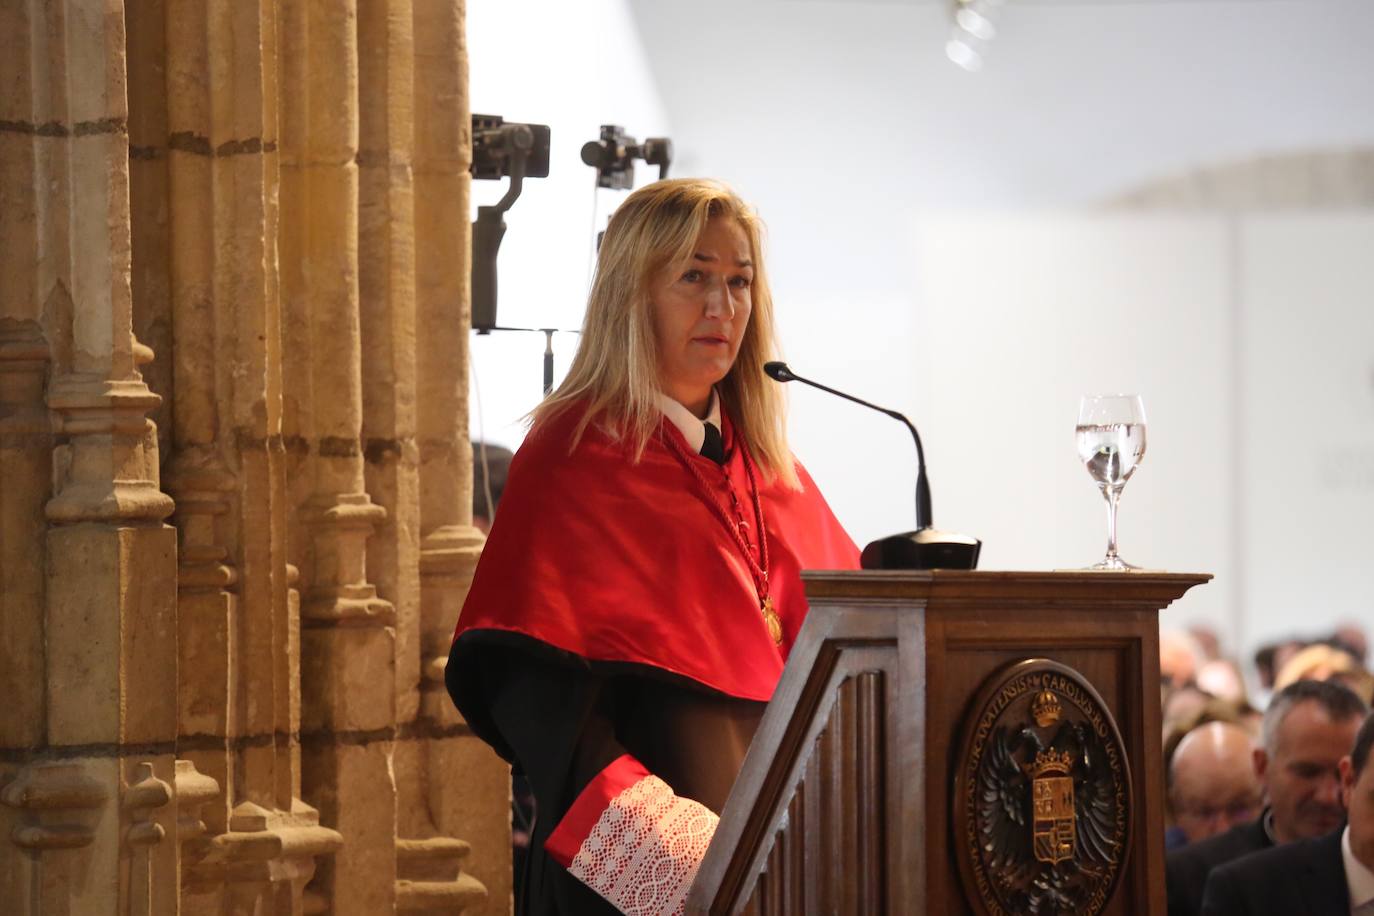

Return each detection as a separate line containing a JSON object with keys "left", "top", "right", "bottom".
{"left": 861, "top": 528, "right": 982, "bottom": 571}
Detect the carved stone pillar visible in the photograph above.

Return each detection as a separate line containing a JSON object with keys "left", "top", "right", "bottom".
{"left": 5, "top": 0, "right": 497, "bottom": 912}
{"left": 125, "top": 763, "right": 175, "bottom": 914}
{"left": 125, "top": 0, "right": 173, "bottom": 463}
{"left": 0, "top": 3, "right": 180, "bottom": 915}
{"left": 413, "top": 0, "right": 511, "bottom": 908}
{"left": 0, "top": 6, "right": 59, "bottom": 911}
{"left": 174, "top": 758, "right": 222, "bottom": 910}
{"left": 1, "top": 763, "right": 110, "bottom": 915}
{"left": 157, "top": 0, "right": 243, "bottom": 865}
{"left": 125, "top": 0, "right": 344, "bottom": 911}
{"left": 279, "top": 0, "right": 399, "bottom": 912}
{"left": 160, "top": 0, "right": 269, "bottom": 836}
{"left": 0, "top": 325, "right": 52, "bottom": 907}
{"left": 359, "top": 0, "right": 423, "bottom": 752}
{"left": 356, "top": 2, "right": 491, "bottom": 910}
{"left": 358, "top": 0, "right": 426, "bottom": 854}
{"left": 0, "top": 19, "right": 52, "bottom": 838}
{"left": 0, "top": 321, "right": 50, "bottom": 763}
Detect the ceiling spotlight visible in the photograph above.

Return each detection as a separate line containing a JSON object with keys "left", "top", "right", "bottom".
{"left": 956, "top": 7, "right": 996, "bottom": 41}
{"left": 947, "top": 0, "right": 1003, "bottom": 71}
{"left": 945, "top": 37, "right": 984, "bottom": 72}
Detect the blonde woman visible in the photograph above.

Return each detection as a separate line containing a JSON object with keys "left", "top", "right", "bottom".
{"left": 1274, "top": 643, "right": 1374, "bottom": 705}
{"left": 447, "top": 179, "right": 858, "bottom": 916}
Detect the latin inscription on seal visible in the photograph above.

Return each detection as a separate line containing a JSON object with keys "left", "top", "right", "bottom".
{"left": 953, "top": 659, "right": 1133, "bottom": 916}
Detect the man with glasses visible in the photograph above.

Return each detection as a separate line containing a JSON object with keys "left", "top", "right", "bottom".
{"left": 1167, "top": 680, "right": 1368, "bottom": 916}
{"left": 1200, "top": 710, "right": 1374, "bottom": 914}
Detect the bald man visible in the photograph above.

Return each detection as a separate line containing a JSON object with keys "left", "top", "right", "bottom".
{"left": 1166, "top": 680, "right": 1369, "bottom": 916}
{"left": 1168, "top": 722, "right": 1263, "bottom": 847}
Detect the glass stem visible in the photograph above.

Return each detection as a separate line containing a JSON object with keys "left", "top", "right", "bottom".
{"left": 1103, "top": 486, "right": 1122, "bottom": 560}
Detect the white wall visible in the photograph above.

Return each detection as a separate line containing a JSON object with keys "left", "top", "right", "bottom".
{"left": 796, "top": 211, "right": 1374, "bottom": 655}
{"left": 466, "top": 0, "right": 672, "bottom": 446}
{"left": 1238, "top": 215, "right": 1374, "bottom": 648}
{"left": 906, "top": 214, "right": 1236, "bottom": 636}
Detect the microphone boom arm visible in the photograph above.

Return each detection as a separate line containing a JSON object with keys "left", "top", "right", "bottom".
{"left": 767, "top": 362, "right": 933, "bottom": 531}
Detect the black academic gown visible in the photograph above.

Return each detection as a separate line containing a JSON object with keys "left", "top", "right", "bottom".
{"left": 448, "top": 637, "right": 765, "bottom": 915}
{"left": 446, "top": 409, "right": 858, "bottom": 914}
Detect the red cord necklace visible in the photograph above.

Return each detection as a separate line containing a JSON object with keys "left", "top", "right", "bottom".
{"left": 662, "top": 426, "right": 782, "bottom": 646}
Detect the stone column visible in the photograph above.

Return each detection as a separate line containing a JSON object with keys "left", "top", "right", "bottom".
{"left": 4, "top": 0, "right": 504, "bottom": 913}
{"left": 413, "top": 0, "right": 511, "bottom": 909}
{"left": 131, "top": 0, "right": 238, "bottom": 873}
{"left": 0, "top": 320, "right": 50, "bottom": 792}
{"left": 0, "top": 24, "right": 54, "bottom": 906}
{"left": 0, "top": 2, "right": 179, "bottom": 915}
{"left": 0, "top": 318, "right": 59, "bottom": 916}
{"left": 128, "top": 0, "right": 344, "bottom": 910}
{"left": 358, "top": 0, "right": 421, "bottom": 748}
{"left": 358, "top": 1, "right": 489, "bottom": 910}
{"left": 279, "top": 0, "right": 399, "bottom": 912}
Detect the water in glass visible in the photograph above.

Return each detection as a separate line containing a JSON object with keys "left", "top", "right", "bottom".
{"left": 1076, "top": 423, "right": 1146, "bottom": 490}
{"left": 1076, "top": 395, "right": 1147, "bottom": 570}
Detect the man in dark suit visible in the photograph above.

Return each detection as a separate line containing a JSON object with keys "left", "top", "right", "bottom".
{"left": 1167, "top": 680, "right": 1368, "bottom": 916}
{"left": 1199, "top": 710, "right": 1374, "bottom": 915}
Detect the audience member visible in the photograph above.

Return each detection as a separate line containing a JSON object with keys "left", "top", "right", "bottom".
{"left": 1276, "top": 643, "right": 1374, "bottom": 706}
{"left": 1166, "top": 680, "right": 1369, "bottom": 916}
{"left": 1164, "top": 696, "right": 1253, "bottom": 774}
{"left": 1164, "top": 686, "right": 1216, "bottom": 740}
{"left": 1334, "top": 622, "right": 1370, "bottom": 667}
{"left": 1196, "top": 658, "right": 1248, "bottom": 707}
{"left": 1198, "top": 710, "right": 1374, "bottom": 915}
{"left": 471, "top": 440, "right": 513, "bottom": 534}
{"left": 1255, "top": 639, "right": 1305, "bottom": 693}
{"left": 1162, "top": 630, "right": 1205, "bottom": 690}
{"left": 1189, "top": 624, "right": 1223, "bottom": 663}
{"left": 1167, "top": 722, "right": 1263, "bottom": 849}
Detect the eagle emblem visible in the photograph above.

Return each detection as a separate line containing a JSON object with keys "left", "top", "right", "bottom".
{"left": 954, "top": 660, "right": 1132, "bottom": 916}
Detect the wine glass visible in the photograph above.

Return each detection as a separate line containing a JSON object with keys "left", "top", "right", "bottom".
{"left": 1076, "top": 395, "right": 1147, "bottom": 570}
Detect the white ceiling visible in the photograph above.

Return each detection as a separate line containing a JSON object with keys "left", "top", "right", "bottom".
{"left": 626, "top": 0, "right": 1374, "bottom": 298}
{"left": 628, "top": 0, "right": 1374, "bottom": 207}
{"left": 781, "top": 0, "right": 1303, "bottom": 6}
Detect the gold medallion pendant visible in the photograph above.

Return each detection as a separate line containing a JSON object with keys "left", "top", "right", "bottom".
{"left": 762, "top": 597, "right": 783, "bottom": 646}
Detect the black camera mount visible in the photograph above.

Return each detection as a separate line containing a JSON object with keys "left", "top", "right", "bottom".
{"left": 580, "top": 125, "right": 673, "bottom": 190}
{"left": 470, "top": 114, "right": 551, "bottom": 333}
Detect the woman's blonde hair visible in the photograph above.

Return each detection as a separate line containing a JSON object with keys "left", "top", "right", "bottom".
{"left": 1274, "top": 643, "right": 1374, "bottom": 705}
{"left": 533, "top": 178, "right": 798, "bottom": 488}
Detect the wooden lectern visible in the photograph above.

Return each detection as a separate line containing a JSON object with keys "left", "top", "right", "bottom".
{"left": 687, "top": 570, "right": 1209, "bottom": 915}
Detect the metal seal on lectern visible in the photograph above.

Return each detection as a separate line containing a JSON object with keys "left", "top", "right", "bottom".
{"left": 953, "top": 658, "right": 1133, "bottom": 916}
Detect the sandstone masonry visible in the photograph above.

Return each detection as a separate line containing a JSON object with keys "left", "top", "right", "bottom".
{"left": 0, "top": 1, "right": 510, "bottom": 913}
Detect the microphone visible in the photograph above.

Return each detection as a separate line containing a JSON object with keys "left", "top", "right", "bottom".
{"left": 765, "top": 361, "right": 932, "bottom": 529}
{"left": 764, "top": 361, "right": 981, "bottom": 570}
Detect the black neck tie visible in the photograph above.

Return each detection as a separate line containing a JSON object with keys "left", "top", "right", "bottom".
{"left": 700, "top": 422, "right": 725, "bottom": 464}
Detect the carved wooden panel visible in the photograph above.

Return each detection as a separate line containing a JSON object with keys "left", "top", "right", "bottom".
{"left": 745, "top": 671, "right": 887, "bottom": 914}
{"left": 688, "top": 598, "right": 914, "bottom": 914}
{"left": 691, "top": 571, "right": 1209, "bottom": 916}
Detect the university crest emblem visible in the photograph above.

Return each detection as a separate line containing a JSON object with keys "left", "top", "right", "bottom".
{"left": 953, "top": 659, "right": 1133, "bottom": 916}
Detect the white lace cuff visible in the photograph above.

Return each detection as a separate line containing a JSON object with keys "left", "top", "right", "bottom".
{"left": 567, "top": 773, "right": 719, "bottom": 916}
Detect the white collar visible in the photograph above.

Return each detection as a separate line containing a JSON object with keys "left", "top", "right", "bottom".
{"left": 656, "top": 389, "right": 720, "bottom": 454}
{"left": 1343, "top": 825, "right": 1374, "bottom": 911}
